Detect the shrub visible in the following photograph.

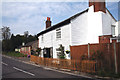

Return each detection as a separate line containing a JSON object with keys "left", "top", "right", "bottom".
{"left": 57, "top": 44, "right": 66, "bottom": 59}
{"left": 2, "top": 51, "right": 27, "bottom": 57}
{"left": 59, "top": 55, "right": 65, "bottom": 59}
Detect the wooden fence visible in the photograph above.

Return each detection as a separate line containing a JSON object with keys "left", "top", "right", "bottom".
{"left": 30, "top": 55, "right": 96, "bottom": 73}
{"left": 70, "top": 42, "right": 120, "bottom": 74}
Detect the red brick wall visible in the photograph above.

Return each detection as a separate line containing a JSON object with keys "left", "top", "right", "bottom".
{"left": 70, "top": 42, "right": 120, "bottom": 73}
{"left": 99, "top": 35, "right": 112, "bottom": 43}
{"left": 70, "top": 44, "right": 88, "bottom": 60}
{"left": 70, "top": 43, "right": 109, "bottom": 60}
{"left": 20, "top": 47, "right": 31, "bottom": 55}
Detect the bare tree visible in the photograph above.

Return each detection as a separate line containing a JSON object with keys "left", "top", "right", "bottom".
{"left": 2, "top": 26, "right": 11, "bottom": 40}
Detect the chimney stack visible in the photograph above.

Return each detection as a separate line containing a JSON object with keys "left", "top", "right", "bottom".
{"left": 46, "top": 17, "right": 51, "bottom": 29}
{"left": 89, "top": 0, "right": 106, "bottom": 13}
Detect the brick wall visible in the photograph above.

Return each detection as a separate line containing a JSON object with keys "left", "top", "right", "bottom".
{"left": 70, "top": 42, "right": 120, "bottom": 73}
{"left": 99, "top": 35, "right": 112, "bottom": 43}
{"left": 20, "top": 47, "right": 31, "bottom": 55}
{"left": 70, "top": 44, "right": 88, "bottom": 60}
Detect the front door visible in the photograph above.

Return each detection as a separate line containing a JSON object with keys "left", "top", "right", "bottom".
{"left": 43, "top": 48, "right": 53, "bottom": 58}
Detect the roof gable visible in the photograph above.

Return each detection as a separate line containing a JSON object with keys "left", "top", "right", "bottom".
{"left": 23, "top": 40, "right": 38, "bottom": 47}
{"left": 106, "top": 8, "right": 117, "bottom": 22}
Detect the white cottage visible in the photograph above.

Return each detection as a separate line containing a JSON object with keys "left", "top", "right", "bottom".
{"left": 37, "top": 0, "right": 119, "bottom": 59}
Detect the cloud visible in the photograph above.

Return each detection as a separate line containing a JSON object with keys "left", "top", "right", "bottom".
{"left": 2, "top": 2, "right": 118, "bottom": 35}
{"left": 2, "top": 2, "right": 88, "bottom": 35}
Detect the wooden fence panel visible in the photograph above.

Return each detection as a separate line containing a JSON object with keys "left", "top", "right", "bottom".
{"left": 30, "top": 55, "right": 96, "bottom": 73}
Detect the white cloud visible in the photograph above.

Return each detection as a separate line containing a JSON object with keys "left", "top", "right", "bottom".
{"left": 2, "top": 2, "right": 88, "bottom": 35}
{"left": 2, "top": 2, "right": 118, "bottom": 35}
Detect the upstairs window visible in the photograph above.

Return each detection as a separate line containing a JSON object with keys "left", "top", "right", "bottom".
{"left": 56, "top": 28, "right": 61, "bottom": 39}
{"left": 111, "top": 25, "right": 115, "bottom": 35}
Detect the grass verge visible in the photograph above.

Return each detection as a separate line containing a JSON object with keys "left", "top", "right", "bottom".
{"left": 2, "top": 52, "right": 27, "bottom": 57}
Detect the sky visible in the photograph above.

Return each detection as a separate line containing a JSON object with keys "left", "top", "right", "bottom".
{"left": 2, "top": 1, "right": 119, "bottom": 35}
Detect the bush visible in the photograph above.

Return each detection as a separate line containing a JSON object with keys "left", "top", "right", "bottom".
{"left": 59, "top": 56, "right": 65, "bottom": 59}
{"left": 24, "top": 54, "right": 27, "bottom": 57}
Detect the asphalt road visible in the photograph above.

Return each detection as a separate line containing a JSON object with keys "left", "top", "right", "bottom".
{"left": 2, "top": 56, "right": 96, "bottom": 79}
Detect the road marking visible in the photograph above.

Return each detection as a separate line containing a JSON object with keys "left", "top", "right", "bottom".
{"left": 13, "top": 67, "right": 35, "bottom": 76}
{"left": 1, "top": 62, "right": 8, "bottom": 66}
{"left": 2, "top": 56, "right": 94, "bottom": 79}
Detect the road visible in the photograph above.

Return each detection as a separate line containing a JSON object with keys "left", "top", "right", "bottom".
{"left": 2, "top": 56, "right": 96, "bottom": 79}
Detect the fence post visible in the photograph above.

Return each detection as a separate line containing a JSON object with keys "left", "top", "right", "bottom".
{"left": 88, "top": 43, "right": 90, "bottom": 59}
{"left": 114, "top": 42, "right": 118, "bottom": 74}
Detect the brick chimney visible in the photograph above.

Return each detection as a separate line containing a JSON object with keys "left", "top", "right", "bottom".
{"left": 89, "top": 0, "right": 106, "bottom": 13}
{"left": 46, "top": 17, "right": 51, "bottom": 29}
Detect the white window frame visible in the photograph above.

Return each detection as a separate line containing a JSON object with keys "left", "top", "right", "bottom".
{"left": 56, "top": 28, "right": 61, "bottom": 39}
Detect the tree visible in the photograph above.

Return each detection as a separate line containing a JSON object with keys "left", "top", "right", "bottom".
{"left": 2, "top": 26, "right": 11, "bottom": 40}
{"left": 2, "top": 29, "right": 37, "bottom": 52}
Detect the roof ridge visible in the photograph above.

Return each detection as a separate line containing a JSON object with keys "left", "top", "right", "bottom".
{"left": 106, "top": 8, "right": 117, "bottom": 22}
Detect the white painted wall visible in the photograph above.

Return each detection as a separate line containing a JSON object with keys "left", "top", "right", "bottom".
{"left": 87, "top": 5, "right": 103, "bottom": 44}
{"left": 114, "top": 21, "right": 120, "bottom": 37}
{"left": 38, "top": 5, "right": 117, "bottom": 59}
{"left": 38, "top": 24, "right": 71, "bottom": 59}
{"left": 71, "top": 5, "right": 108, "bottom": 45}
{"left": 71, "top": 10, "right": 88, "bottom": 45}
{"left": 118, "top": 21, "right": 120, "bottom": 42}
{"left": 70, "top": 5, "right": 116, "bottom": 46}
{"left": 38, "top": 30, "right": 55, "bottom": 57}
{"left": 114, "top": 22, "right": 118, "bottom": 36}
{"left": 102, "top": 9, "right": 116, "bottom": 36}
{"left": 60, "top": 24, "right": 71, "bottom": 59}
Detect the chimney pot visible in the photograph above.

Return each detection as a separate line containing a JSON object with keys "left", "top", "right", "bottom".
{"left": 47, "top": 17, "right": 50, "bottom": 21}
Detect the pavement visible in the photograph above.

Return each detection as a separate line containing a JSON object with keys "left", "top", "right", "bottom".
{"left": 1, "top": 55, "right": 119, "bottom": 80}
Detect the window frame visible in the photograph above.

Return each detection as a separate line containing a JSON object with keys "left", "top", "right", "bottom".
{"left": 56, "top": 28, "right": 61, "bottom": 39}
